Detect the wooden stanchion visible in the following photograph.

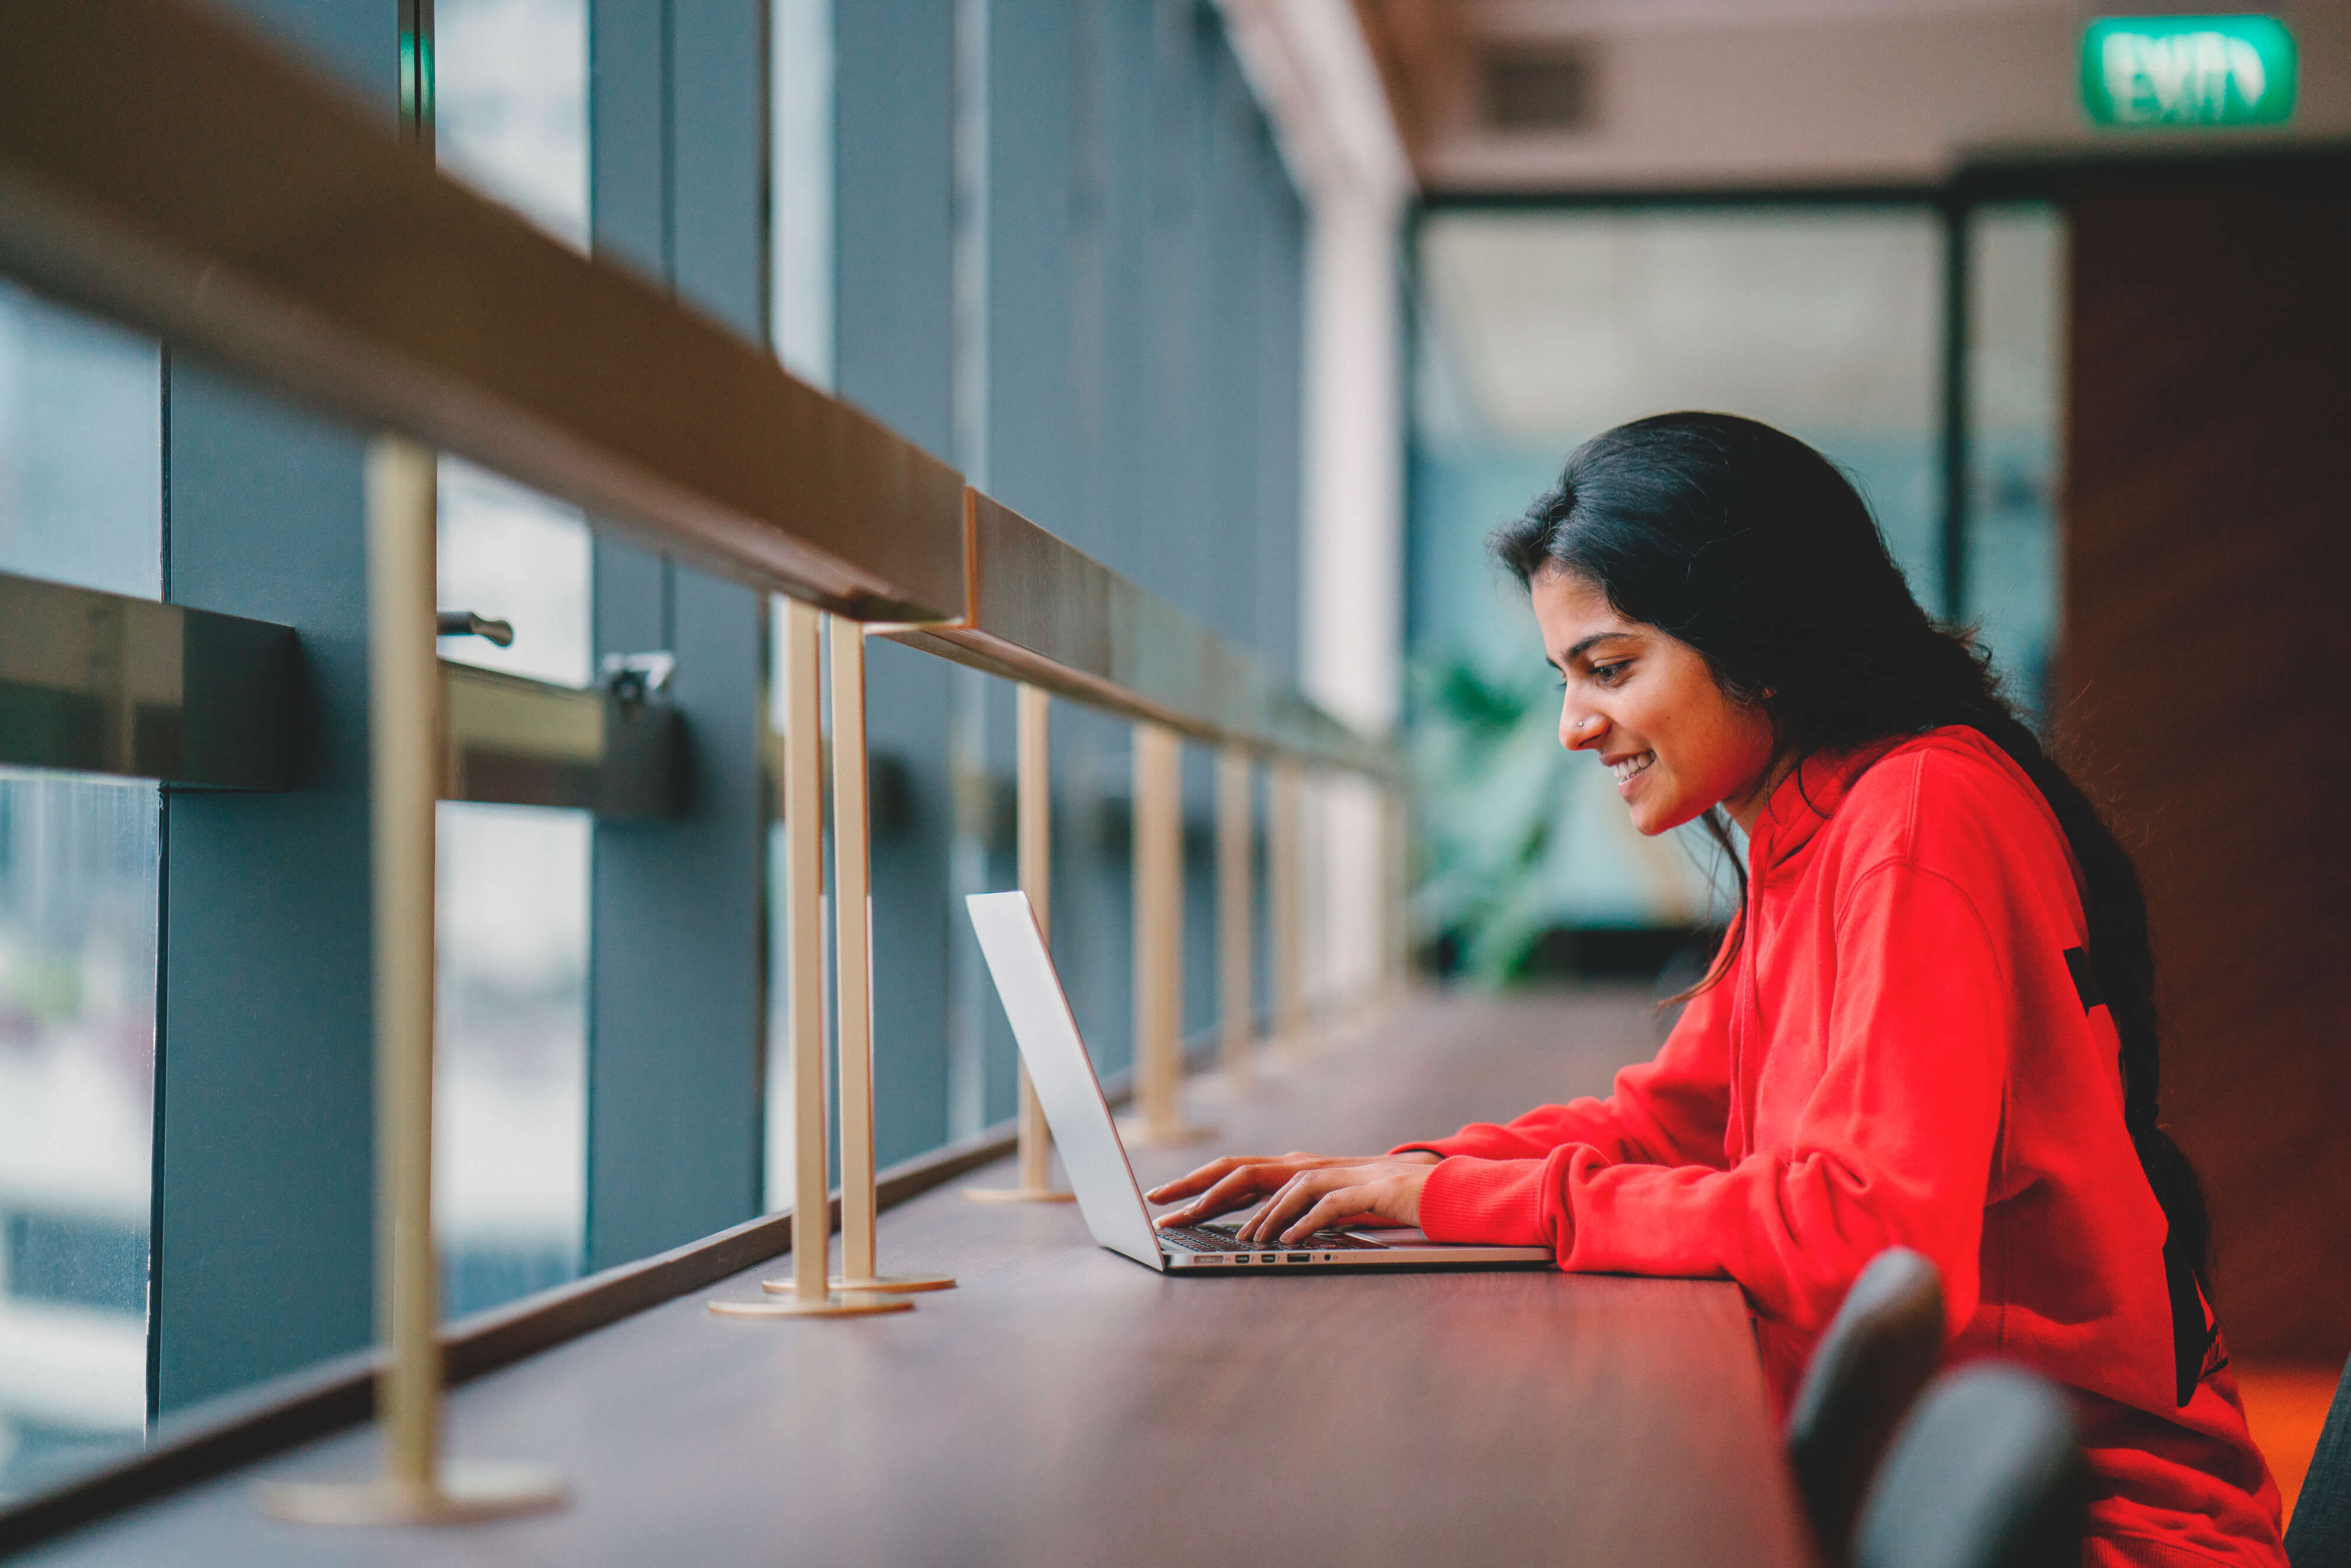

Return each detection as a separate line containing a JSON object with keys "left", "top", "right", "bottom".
{"left": 714, "top": 602, "right": 906, "bottom": 1320}
{"left": 967, "top": 682, "right": 1074, "bottom": 1202}
{"left": 808, "top": 617, "right": 953, "bottom": 1293}
{"left": 260, "top": 440, "right": 565, "bottom": 1524}
{"left": 1122, "top": 722, "right": 1211, "bottom": 1146}
{"left": 1217, "top": 747, "right": 1255, "bottom": 1088}
{"left": 1268, "top": 757, "right": 1304, "bottom": 1054}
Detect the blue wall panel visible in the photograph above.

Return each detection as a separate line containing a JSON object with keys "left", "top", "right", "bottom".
{"left": 584, "top": 0, "right": 770, "bottom": 1269}
{"left": 151, "top": 0, "right": 396, "bottom": 1413}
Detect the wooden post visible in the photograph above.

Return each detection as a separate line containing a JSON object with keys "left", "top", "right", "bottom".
{"left": 820, "top": 618, "right": 951, "bottom": 1292}
{"left": 260, "top": 440, "right": 564, "bottom": 1523}
{"left": 966, "top": 683, "right": 1074, "bottom": 1201}
{"left": 713, "top": 604, "right": 906, "bottom": 1319}
{"left": 1217, "top": 747, "right": 1254, "bottom": 1087}
{"left": 1125, "top": 723, "right": 1209, "bottom": 1145}
{"left": 371, "top": 438, "right": 439, "bottom": 1494}
{"left": 1268, "top": 757, "right": 1304, "bottom": 1052}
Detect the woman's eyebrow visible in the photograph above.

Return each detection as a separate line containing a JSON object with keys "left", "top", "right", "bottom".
{"left": 1563, "top": 631, "right": 1636, "bottom": 665}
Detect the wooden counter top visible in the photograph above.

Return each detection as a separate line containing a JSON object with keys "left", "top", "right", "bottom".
{"left": 21, "top": 991, "right": 1813, "bottom": 1568}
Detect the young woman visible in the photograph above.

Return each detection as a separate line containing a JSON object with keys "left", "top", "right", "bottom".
{"left": 1147, "top": 414, "right": 2287, "bottom": 1566}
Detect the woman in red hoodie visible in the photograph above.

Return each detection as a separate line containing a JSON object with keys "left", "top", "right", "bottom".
{"left": 1147, "top": 413, "right": 2287, "bottom": 1566}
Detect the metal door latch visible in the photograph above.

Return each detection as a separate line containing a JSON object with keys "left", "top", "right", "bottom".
{"left": 600, "top": 650, "right": 676, "bottom": 705}
{"left": 435, "top": 609, "right": 514, "bottom": 646}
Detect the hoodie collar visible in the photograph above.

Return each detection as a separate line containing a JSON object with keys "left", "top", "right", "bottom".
{"left": 1744, "top": 725, "right": 2018, "bottom": 878}
{"left": 1744, "top": 737, "right": 1908, "bottom": 876}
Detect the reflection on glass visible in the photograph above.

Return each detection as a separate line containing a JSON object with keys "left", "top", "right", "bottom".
{"left": 434, "top": 0, "right": 590, "bottom": 251}
{"left": 0, "top": 774, "right": 157, "bottom": 1502}
{"left": 1966, "top": 206, "right": 2064, "bottom": 723}
{"left": 1409, "top": 208, "right": 1939, "bottom": 951}
{"left": 436, "top": 804, "right": 588, "bottom": 1317}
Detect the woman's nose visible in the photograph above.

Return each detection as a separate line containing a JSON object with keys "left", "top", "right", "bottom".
{"left": 1561, "top": 706, "right": 1605, "bottom": 751}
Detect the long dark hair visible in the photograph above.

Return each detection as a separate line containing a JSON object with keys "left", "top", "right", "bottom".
{"left": 1490, "top": 412, "right": 2214, "bottom": 1324}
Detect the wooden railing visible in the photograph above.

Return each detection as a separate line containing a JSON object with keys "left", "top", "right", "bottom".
{"left": 0, "top": 0, "right": 1404, "bottom": 1527}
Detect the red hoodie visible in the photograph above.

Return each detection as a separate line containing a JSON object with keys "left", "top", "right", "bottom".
{"left": 1401, "top": 728, "right": 2285, "bottom": 1567}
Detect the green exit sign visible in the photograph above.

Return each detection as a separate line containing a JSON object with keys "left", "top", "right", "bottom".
{"left": 2082, "top": 16, "right": 2297, "bottom": 127}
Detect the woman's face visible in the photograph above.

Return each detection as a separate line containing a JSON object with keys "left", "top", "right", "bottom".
{"left": 1529, "top": 566, "right": 1781, "bottom": 835}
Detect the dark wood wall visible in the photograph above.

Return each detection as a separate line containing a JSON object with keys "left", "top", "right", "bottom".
{"left": 2062, "top": 179, "right": 2351, "bottom": 1360}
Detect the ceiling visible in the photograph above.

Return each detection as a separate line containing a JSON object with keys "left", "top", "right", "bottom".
{"left": 1349, "top": 0, "right": 2351, "bottom": 193}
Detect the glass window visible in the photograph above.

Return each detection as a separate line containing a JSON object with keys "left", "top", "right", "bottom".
{"left": 433, "top": 0, "right": 590, "bottom": 251}
{"left": 1965, "top": 205, "right": 2065, "bottom": 724}
{"left": 0, "top": 286, "right": 161, "bottom": 1498}
{"left": 431, "top": 0, "right": 595, "bottom": 1316}
{"left": 0, "top": 282, "right": 160, "bottom": 599}
{"left": 761, "top": 643, "right": 827, "bottom": 1215}
{"left": 435, "top": 457, "right": 593, "bottom": 689}
{"left": 435, "top": 804, "right": 588, "bottom": 1316}
{"left": 1409, "top": 207, "right": 1941, "bottom": 968}
{"left": 0, "top": 775, "right": 157, "bottom": 1500}
{"left": 762, "top": 814, "right": 796, "bottom": 1214}
{"left": 433, "top": 0, "right": 593, "bottom": 693}
{"left": 762, "top": 0, "right": 838, "bottom": 1208}
{"left": 772, "top": 0, "right": 836, "bottom": 388}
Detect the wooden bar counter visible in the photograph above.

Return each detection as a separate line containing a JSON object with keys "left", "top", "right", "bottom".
{"left": 21, "top": 993, "right": 1814, "bottom": 1567}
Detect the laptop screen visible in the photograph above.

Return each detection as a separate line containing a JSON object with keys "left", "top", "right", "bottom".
{"left": 966, "top": 891, "right": 1167, "bottom": 1269}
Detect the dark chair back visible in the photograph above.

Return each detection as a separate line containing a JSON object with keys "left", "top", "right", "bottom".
{"left": 1787, "top": 1246, "right": 1947, "bottom": 1562}
{"left": 1852, "top": 1363, "right": 2085, "bottom": 1568}
{"left": 2285, "top": 1352, "right": 2351, "bottom": 1567}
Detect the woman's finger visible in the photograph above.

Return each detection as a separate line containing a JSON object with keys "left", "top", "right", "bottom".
{"left": 1232, "top": 1171, "right": 1310, "bottom": 1240}
{"left": 1142, "top": 1161, "right": 1278, "bottom": 1213}
{"left": 1158, "top": 1162, "right": 1290, "bottom": 1226}
{"left": 1143, "top": 1155, "right": 1250, "bottom": 1204}
{"left": 1239, "top": 1168, "right": 1355, "bottom": 1242}
{"left": 1151, "top": 1151, "right": 1398, "bottom": 1206}
{"left": 1278, "top": 1185, "right": 1384, "bottom": 1243}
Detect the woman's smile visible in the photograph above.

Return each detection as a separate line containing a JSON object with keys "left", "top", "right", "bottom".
{"left": 1528, "top": 567, "right": 1780, "bottom": 835}
{"left": 1606, "top": 750, "right": 1656, "bottom": 793}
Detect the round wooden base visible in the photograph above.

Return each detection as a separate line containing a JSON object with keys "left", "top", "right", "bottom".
{"left": 961, "top": 1185, "right": 1077, "bottom": 1203}
{"left": 258, "top": 1462, "right": 566, "bottom": 1525}
{"left": 708, "top": 1291, "right": 912, "bottom": 1318}
{"left": 821, "top": 1272, "right": 958, "bottom": 1294}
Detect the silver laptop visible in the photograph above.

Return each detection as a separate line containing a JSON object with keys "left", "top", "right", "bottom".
{"left": 966, "top": 891, "right": 1553, "bottom": 1274}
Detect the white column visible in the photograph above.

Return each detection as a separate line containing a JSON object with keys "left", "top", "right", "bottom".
{"left": 1216, "top": 0, "right": 1413, "bottom": 1021}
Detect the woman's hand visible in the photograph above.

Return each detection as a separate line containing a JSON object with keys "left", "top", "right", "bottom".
{"left": 1146, "top": 1151, "right": 1441, "bottom": 1243}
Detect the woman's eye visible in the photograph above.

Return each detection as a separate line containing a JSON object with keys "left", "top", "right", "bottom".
{"left": 1591, "top": 662, "right": 1630, "bottom": 685}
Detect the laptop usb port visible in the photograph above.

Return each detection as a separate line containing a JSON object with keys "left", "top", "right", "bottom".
{"left": 1287, "top": 1253, "right": 1311, "bottom": 1263}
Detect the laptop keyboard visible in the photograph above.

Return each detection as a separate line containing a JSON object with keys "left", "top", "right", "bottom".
{"left": 1158, "top": 1222, "right": 1390, "bottom": 1255}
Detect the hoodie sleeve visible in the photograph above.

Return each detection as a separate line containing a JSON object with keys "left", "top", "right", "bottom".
{"left": 1391, "top": 947, "right": 1735, "bottom": 1171}
{"left": 1416, "top": 861, "right": 2008, "bottom": 1336}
